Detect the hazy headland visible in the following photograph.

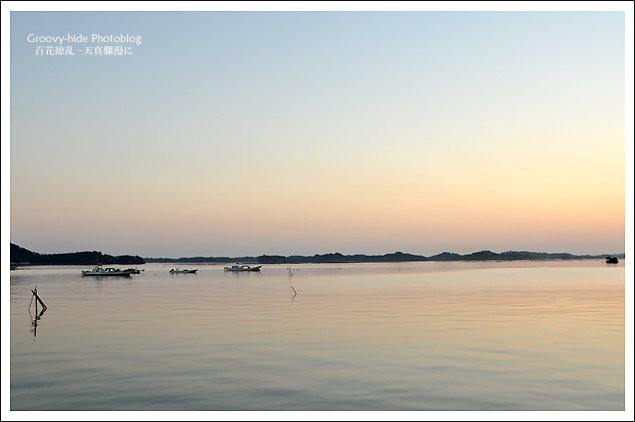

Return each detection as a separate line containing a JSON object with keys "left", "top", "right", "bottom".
{"left": 10, "top": 243, "right": 624, "bottom": 266}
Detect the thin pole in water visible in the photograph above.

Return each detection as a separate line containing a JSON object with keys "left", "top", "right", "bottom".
{"left": 31, "top": 288, "right": 47, "bottom": 312}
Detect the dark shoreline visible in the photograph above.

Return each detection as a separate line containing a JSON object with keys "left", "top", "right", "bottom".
{"left": 11, "top": 243, "right": 624, "bottom": 266}
{"left": 10, "top": 243, "right": 144, "bottom": 266}
{"left": 144, "top": 250, "right": 625, "bottom": 264}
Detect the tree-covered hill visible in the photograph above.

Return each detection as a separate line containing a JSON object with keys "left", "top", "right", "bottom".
{"left": 10, "top": 243, "right": 144, "bottom": 265}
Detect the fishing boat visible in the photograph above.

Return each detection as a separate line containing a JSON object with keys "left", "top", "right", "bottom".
{"left": 169, "top": 268, "right": 198, "bottom": 274}
{"left": 224, "top": 264, "right": 262, "bottom": 272}
{"left": 81, "top": 266, "right": 134, "bottom": 277}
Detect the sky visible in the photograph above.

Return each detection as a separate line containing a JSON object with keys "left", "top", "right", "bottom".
{"left": 5, "top": 5, "right": 632, "bottom": 258}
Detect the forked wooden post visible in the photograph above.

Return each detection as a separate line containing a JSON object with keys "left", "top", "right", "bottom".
{"left": 31, "top": 287, "right": 47, "bottom": 312}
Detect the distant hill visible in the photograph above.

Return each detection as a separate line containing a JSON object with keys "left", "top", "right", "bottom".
{"left": 144, "top": 255, "right": 258, "bottom": 264}
{"left": 144, "top": 250, "right": 624, "bottom": 264}
{"left": 10, "top": 243, "right": 144, "bottom": 265}
{"left": 426, "top": 250, "right": 619, "bottom": 261}
{"left": 10, "top": 243, "right": 624, "bottom": 265}
{"left": 145, "top": 252, "right": 429, "bottom": 264}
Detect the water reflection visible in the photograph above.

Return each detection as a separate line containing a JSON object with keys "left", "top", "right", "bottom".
{"left": 10, "top": 262, "right": 625, "bottom": 410}
{"left": 287, "top": 266, "right": 297, "bottom": 301}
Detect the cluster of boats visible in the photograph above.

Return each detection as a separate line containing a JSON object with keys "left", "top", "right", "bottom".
{"left": 81, "top": 266, "right": 200, "bottom": 276}
{"left": 81, "top": 264, "right": 263, "bottom": 277}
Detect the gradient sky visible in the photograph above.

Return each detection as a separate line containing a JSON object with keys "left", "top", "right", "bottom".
{"left": 6, "top": 9, "right": 630, "bottom": 258}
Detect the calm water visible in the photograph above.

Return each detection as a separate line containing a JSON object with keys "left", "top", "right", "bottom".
{"left": 10, "top": 261, "right": 625, "bottom": 410}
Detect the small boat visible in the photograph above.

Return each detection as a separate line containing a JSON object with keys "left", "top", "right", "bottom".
{"left": 224, "top": 264, "right": 262, "bottom": 272}
{"left": 82, "top": 266, "right": 134, "bottom": 277}
{"left": 169, "top": 268, "right": 198, "bottom": 274}
{"left": 124, "top": 268, "right": 142, "bottom": 274}
{"left": 605, "top": 257, "right": 619, "bottom": 264}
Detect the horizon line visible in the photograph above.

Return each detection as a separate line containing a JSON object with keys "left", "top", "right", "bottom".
{"left": 143, "top": 249, "right": 626, "bottom": 260}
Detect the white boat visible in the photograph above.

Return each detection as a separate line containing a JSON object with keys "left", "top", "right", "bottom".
{"left": 169, "top": 268, "right": 198, "bottom": 274}
{"left": 224, "top": 264, "right": 262, "bottom": 272}
{"left": 82, "top": 266, "right": 134, "bottom": 277}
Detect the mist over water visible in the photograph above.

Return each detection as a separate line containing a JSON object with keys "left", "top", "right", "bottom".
{"left": 10, "top": 261, "right": 624, "bottom": 410}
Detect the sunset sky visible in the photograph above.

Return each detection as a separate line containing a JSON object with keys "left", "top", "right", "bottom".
{"left": 5, "top": 6, "right": 631, "bottom": 258}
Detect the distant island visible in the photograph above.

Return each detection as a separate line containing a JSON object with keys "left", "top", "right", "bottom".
{"left": 144, "top": 250, "right": 625, "bottom": 264}
{"left": 10, "top": 243, "right": 144, "bottom": 266}
{"left": 10, "top": 243, "right": 624, "bottom": 266}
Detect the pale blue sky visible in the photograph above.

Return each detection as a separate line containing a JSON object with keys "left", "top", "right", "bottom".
{"left": 6, "top": 10, "right": 631, "bottom": 258}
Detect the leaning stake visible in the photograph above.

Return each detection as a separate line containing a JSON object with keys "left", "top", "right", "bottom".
{"left": 30, "top": 288, "right": 47, "bottom": 312}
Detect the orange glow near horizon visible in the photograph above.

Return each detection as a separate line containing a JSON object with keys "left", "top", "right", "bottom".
{"left": 8, "top": 12, "right": 627, "bottom": 257}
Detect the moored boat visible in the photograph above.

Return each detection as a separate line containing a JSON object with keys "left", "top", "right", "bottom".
{"left": 224, "top": 264, "right": 262, "bottom": 272}
{"left": 82, "top": 266, "right": 134, "bottom": 277}
{"left": 169, "top": 268, "right": 198, "bottom": 274}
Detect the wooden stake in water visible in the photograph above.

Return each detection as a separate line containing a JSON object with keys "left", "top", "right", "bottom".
{"left": 31, "top": 287, "right": 47, "bottom": 313}
{"left": 29, "top": 286, "right": 47, "bottom": 318}
{"left": 29, "top": 286, "right": 47, "bottom": 338}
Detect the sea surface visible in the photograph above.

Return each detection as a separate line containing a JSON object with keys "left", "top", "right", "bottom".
{"left": 10, "top": 260, "right": 625, "bottom": 411}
